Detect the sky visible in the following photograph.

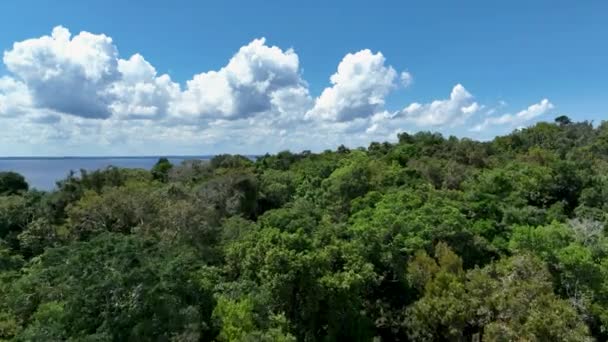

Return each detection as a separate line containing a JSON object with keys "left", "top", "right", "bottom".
{"left": 0, "top": 0, "right": 606, "bottom": 156}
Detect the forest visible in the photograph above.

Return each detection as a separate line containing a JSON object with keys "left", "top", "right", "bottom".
{"left": 2, "top": 116, "right": 608, "bottom": 341}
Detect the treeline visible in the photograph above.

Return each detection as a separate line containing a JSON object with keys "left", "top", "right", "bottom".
{"left": 1, "top": 117, "right": 608, "bottom": 341}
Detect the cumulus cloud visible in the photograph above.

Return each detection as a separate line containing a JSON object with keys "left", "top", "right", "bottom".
{"left": 471, "top": 98, "right": 554, "bottom": 132}
{"left": 0, "top": 76, "right": 32, "bottom": 116}
{"left": 2, "top": 26, "right": 179, "bottom": 120}
{"left": 305, "top": 49, "right": 398, "bottom": 122}
{"left": 110, "top": 54, "right": 180, "bottom": 119}
{"left": 0, "top": 25, "right": 559, "bottom": 155}
{"left": 2, "top": 27, "right": 313, "bottom": 123}
{"left": 399, "top": 84, "right": 479, "bottom": 126}
{"left": 269, "top": 86, "right": 313, "bottom": 122}
{"left": 174, "top": 38, "right": 309, "bottom": 120}
{"left": 3, "top": 26, "right": 120, "bottom": 118}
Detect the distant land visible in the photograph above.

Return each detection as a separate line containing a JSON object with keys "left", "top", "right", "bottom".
{"left": 0, "top": 156, "right": 222, "bottom": 161}
{"left": 0, "top": 156, "right": 236, "bottom": 190}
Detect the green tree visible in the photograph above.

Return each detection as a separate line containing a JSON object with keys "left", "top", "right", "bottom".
{"left": 6, "top": 233, "right": 218, "bottom": 341}
{"left": 0, "top": 172, "right": 28, "bottom": 195}
{"left": 151, "top": 157, "right": 173, "bottom": 183}
{"left": 555, "top": 115, "right": 573, "bottom": 126}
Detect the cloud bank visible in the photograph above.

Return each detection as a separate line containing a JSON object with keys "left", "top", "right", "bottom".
{"left": 0, "top": 26, "right": 555, "bottom": 155}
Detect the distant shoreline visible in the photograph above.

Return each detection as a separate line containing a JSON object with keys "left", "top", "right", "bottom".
{"left": 0, "top": 155, "right": 259, "bottom": 160}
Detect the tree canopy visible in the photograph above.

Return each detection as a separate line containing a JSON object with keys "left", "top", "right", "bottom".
{"left": 1, "top": 118, "right": 608, "bottom": 341}
{"left": 0, "top": 172, "right": 28, "bottom": 196}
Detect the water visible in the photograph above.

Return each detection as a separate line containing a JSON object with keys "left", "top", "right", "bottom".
{"left": 0, "top": 157, "right": 212, "bottom": 191}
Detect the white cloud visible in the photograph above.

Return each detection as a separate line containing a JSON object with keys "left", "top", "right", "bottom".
{"left": 3, "top": 26, "right": 120, "bottom": 118}
{"left": 400, "top": 84, "right": 479, "bottom": 126}
{"left": 2, "top": 26, "right": 180, "bottom": 120}
{"left": 400, "top": 71, "right": 413, "bottom": 87}
{"left": 0, "top": 27, "right": 319, "bottom": 154}
{"left": 462, "top": 102, "right": 480, "bottom": 114}
{"left": 0, "top": 76, "right": 32, "bottom": 116}
{"left": 305, "top": 49, "right": 398, "bottom": 122}
{"left": 471, "top": 98, "right": 554, "bottom": 132}
{"left": 110, "top": 54, "right": 180, "bottom": 119}
{"left": 0, "top": 25, "right": 560, "bottom": 155}
{"left": 174, "top": 38, "right": 308, "bottom": 120}
{"left": 269, "top": 86, "right": 313, "bottom": 121}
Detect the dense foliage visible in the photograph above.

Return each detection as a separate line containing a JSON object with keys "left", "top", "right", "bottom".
{"left": 2, "top": 117, "right": 608, "bottom": 341}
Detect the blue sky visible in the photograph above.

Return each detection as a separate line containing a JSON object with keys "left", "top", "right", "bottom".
{"left": 0, "top": 0, "right": 606, "bottom": 156}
